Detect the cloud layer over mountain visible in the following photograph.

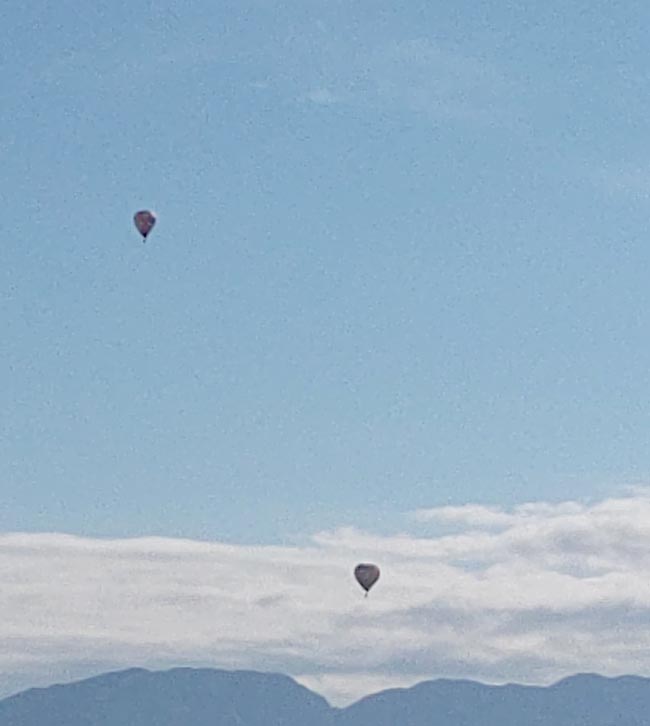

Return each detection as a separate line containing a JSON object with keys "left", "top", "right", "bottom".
{"left": 3, "top": 490, "right": 650, "bottom": 704}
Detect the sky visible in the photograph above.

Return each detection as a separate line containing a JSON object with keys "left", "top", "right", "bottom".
{"left": 3, "top": 0, "right": 650, "bottom": 705}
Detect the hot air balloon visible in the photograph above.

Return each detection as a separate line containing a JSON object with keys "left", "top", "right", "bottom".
{"left": 354, "top": 563, "right": 380, "bottom": 597}
{"left": 133, "top": 210, "right": 157, "bottom": 242}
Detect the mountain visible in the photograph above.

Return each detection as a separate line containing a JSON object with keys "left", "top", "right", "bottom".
{"left": 336, "top": 673, "right": 650, "bottom": 726}
{"left": 0, "top": 668, "right": 332, "bottom": 726}
{"left": 2, "top": 667, "right": 650, "bottom": 725}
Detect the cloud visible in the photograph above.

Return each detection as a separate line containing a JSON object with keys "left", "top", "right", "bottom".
{"left": 305, "top": 87, "right": 341, "bottom": 106}
{"left": 4, "top": 491, "right": 650, "bottom": 705}
{"left": 295, "top": 36, "right": 520, "bottom": 128}
{"left": 592, "top": 163, "right": 650, "bottom": 200}
{"left": 26, "top": 22, "right": 518, "bottom": 131}
{"left": 412, "top": 503, "right": 518, "bottom": 528}
{"left": 358, "top": 39, "right": 517, "bottom": 125}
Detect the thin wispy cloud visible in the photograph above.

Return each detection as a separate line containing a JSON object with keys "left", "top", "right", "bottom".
{"left": 293, "top": 35, "right": 521, "bottom": 127}
{"left": 14, "top": 10, "right": 521, "bottom": 132}
{"left": 356, "top": 39, "right": 518, "bottom": 125}
{"left": 592, "top": 163, "right": 650, "bottom": 200}
{"left": 4, "top": 491, "right": 650, "bottom": 705}
{"left": 305, "top": 88, "right": 341, "bottom": 106}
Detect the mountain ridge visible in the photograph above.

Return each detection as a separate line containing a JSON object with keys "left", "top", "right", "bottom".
{"left": 2, "top": 667, "right": 650, "bottom": 725}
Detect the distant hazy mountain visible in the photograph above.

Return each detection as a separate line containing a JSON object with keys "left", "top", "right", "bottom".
{"left": 2, "top": 667, "right": 650, "bottom": 725}
{"left": 337, "top": 673, "right": 650, "bottom": 726}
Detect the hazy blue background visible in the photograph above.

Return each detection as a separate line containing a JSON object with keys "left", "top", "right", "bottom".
{"left": 3, "top": 0, "right": 650, "bottom": 543}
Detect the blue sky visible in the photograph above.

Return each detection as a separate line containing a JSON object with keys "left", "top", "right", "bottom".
{"left": 3, "top": 0, "right": 650, "bottom": 544}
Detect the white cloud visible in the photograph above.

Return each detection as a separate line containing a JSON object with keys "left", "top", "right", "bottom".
{"left": 412, "top": 503, "right": 517, "bottom": 528}
{"left": 296, "top": 36, "right": 521, "bottom": 127}
{"left": 4, "top": 491, "right": 650, "bottom": 705}
{"left": 305, "top": 88, "right": 341, "bottom": 106}
{"left": 359, "top": 39, "right": 517, "bottom": 124}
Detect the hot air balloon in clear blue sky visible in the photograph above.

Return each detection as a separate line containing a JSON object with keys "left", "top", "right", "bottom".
{"left": 354, "top": 563, "right": 380, "bottom": 597}
{"left": 133, "top": 210, "right": 157, "bottom": 242}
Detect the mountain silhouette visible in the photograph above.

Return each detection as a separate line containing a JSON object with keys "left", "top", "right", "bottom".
{"left": 2, "top": 667, "right": 650, "bottom": 725}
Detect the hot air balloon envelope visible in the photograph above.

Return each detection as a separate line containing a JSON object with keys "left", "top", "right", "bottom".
{"left": 354, "top": 563, "right": 380, "bottom": 593}
{"left": 134, "top": 210, "right": 157, "bottom": 240}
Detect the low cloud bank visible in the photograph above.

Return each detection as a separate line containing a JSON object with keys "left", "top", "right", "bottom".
{"left": 3, "top": 490, "right": 650, "bottom": 705}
